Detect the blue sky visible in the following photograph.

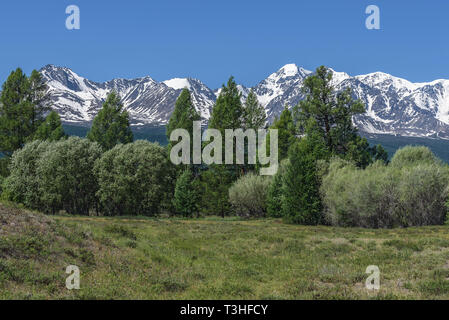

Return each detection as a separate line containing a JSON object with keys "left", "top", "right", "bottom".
{"left": 1, "top": 0, "right": 448, "bottom": 88}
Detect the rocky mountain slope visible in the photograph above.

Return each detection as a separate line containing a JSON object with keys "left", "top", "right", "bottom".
{"left": 41, "top": 64, "right": 449, "bottom": 138}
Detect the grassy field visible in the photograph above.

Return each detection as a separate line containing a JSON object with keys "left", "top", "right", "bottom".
{"left": 1, "top": 204, "right": 449, "bottom": 300}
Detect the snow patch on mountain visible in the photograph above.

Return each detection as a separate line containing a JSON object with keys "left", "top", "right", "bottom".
{"left": 163, "top": 78, "right": 191, "bottom": 90}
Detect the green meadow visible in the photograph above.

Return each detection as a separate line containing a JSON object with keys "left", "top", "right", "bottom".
{"left": 1, "top": 203, "right": 449, "bottom": 300}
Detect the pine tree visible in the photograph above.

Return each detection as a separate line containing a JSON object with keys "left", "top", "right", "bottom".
{"left": 209, "top": 76, "right": 244, "bottom": 132}
{"left": 200, "top": 165, "right": 235, "bottom": 217}
{"left": 243, "top": 89, "right": 266, "bottom": 130}
{"left": 87, "top": 91, "right": 133, "bottom": 150}
{"left": 166, "top": 88, "right": 201, "bottom": 157}
{"left": 281, "top": 119, "right": 328, "bottom": 225}
{"left": 28, "top": 70, "right": 50, "bottom": 131}
{"left": 200, "top": 76, "right": 246, "bottom": 214}
{"left": 0, "top": 68, "right": 49, "bottom": 156}
{"left": 269, "top": 105, "right": 297, "bottom": 161}
{"left": 172, "top": 169, "right": 200, "bottom": 217}
{"left": 296, "top": 66, "right": 387, "bottom": 167}
{"left": 266, "top": 159, "right": 289, "bottom": 218}
{"left": 34, "top": 111, "right": 66, "bottom": 141}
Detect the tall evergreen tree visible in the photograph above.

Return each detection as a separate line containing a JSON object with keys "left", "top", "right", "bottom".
{"left": 172, "top": 169, "right": 200, "bottom": 217}
{"left": 0, "top": 68, "right": 49, "bottom": 156}
{"left": 200, "top": 165, "right": 234, "bottom": 217}
{"left": 269, "top": 105, "right": 297, "bottom": 161}
{"left": 281, "top": 119, "right": 328, "bottom": 225}
{"left": 198, "top": 77, "right": 245, "bottom": 215}
{"left": 243, "top": 89, "right": 266, "bottom": 130}
{"left": 209, "top": 76, "right": 244, "bottom": 132}
{"left": 166, "top": 88, "right": 201, "bottom": 151}
{"left": 34, "top": 111, "right": 66, "bottom": 141}
{"left": 87, "top": 91, "right": 133, "bottom": 150}
{"left": 208, "top": 76, "right": 246, "bottom": 170}
{"left": 295, "top": 66, "right": 387, "bottom": 167}
{"left": 28, "top": 70, "right": 50, "bottom": 130}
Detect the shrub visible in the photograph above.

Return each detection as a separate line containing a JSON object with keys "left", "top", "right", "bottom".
{"left": 94, "top": 140, "right": 175, "bottom": 216}
{"left": 397, "top": 164, "right": 449, "bottom": 226}
{"left": 390, "top": 145, "right": 440, "bottom": 168}
{"left": 228, "top": 173, "right": 271, "bottom": 217}
{"left": 2, "top": 140, "right": 50, "bottom": 209}
{"left": 321, "top": 147, "right": 449, "bottom": 228}
{"left": 36, "top": 137, "right": 102, "bottom": 215}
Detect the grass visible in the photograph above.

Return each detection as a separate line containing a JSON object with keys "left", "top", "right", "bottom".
{"left": 1, "top": 204, "right": 449, "bottom": 299}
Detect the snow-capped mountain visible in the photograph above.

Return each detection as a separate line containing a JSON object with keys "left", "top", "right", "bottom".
{"left": 41, "top": 65, "right": 215, "bottom": 126}
{"left": 336, "top": 73, "right": 449, "bottom": 138}
{"left": 252, "top": 64, "right": 312, "bottom": 121}
{"left": 41, "top": 64, "right": 449, "bottom": 138}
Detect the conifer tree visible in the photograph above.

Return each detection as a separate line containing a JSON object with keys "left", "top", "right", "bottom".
{"left": 209, "top": 76, "right": 244, "bottom": 132}
{"left": 166, "top": 88, "right": 201, "bottom": 152}
{"left": 296, "top": 66, "right": 387, "bottom": 167}
{"left": 266, "top": 159, "right": 289, "bottom": 218}
{"left": 28, "top": 70, "right": 50, "bottom": 130}
{"left": 0, "top": 68, "right": 49, "bottom": 156}
{"left": 200, "top": 165, "right": 234, "bottom": 217}
{"left": 87, "top": 91, "right": 133, "bottom": 150}
{"left": 34, "top": 111, "right": 66, "bottom": 141}
{"left": 269, "top": 105, "right": 297, "bottom": 161}
{"left": 201, "top": 77, "right": 245, "bottom": 214}
{"left": 172, "top": 169, "right": 200, "bottom": 217}
{"left": 281, "top": 119, "right": 328, "bottom": 225}
{"left": 243, "top": 89, "right": 266, "bottom": 130}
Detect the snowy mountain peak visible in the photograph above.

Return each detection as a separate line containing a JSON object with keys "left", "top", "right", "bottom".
{"left": 329, "top": 68, "right": 351, "bottom": 84}
{"left": 355, "top": 72, "right": 417, "bottom": 91}
{"left": 279, "top": 64, "right": 299, "bottom": 77}
{"left": 163, "top": 78, "right": 191, "bottom": 90}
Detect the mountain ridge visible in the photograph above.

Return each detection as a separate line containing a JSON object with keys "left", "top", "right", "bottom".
{"left": 40, "top": 64, "right": 449, "bottom": 139}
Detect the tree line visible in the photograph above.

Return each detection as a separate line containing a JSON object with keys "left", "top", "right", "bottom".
{"left": 0, "top": 66, "right": 447, "bottom": 228}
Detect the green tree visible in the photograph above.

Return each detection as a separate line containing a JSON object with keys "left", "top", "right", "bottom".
{"left": 87, "top": 91, "right": 133, "bottom": 150}
{"left": 28, "top": 70, "right": 50, "bottom": 130}
{"left": 0, "top": 68, "right": 49, "bottom": 156}
{"left": 94, "top": 140, "right": 176, "bottom": 216}
{"left": 281, "top": 119, "right": 328, "bottom": 225}
{"left": 34, "top": 111, "right": 66, "bottom": 141}
{"left": 166, "top": 88, "right": 201, "bottom": 172}
{"left": 37, "top": 137, "right": 102, "bottom": 215}
{"left": 269, "top": 105, "right": 297, "bottom": 161}
{"left": 201, "top": 77, "right": 246, "bottom": 214}
{"left": 172, "top": 169, "right": 200, "bottom": 217}
{"left": 167, "top": 88, "right": 201, "bottom": 145}
{"left": 243, "top": 89, "right": 266, "bottom": 130}
{"left": 200, "top": 165, "right": 235, "bottom": 217}
{"left": 2, "top": 140, "right": 51, "bottom": 209}
{"left": 295, "top": 66, "right": 386, "bottom": 167}
{"left": 266, "top": 159, "right": 289, "bottom": 218}
{"left": 209, "top": 76, "right": 244, "bottom": 132}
